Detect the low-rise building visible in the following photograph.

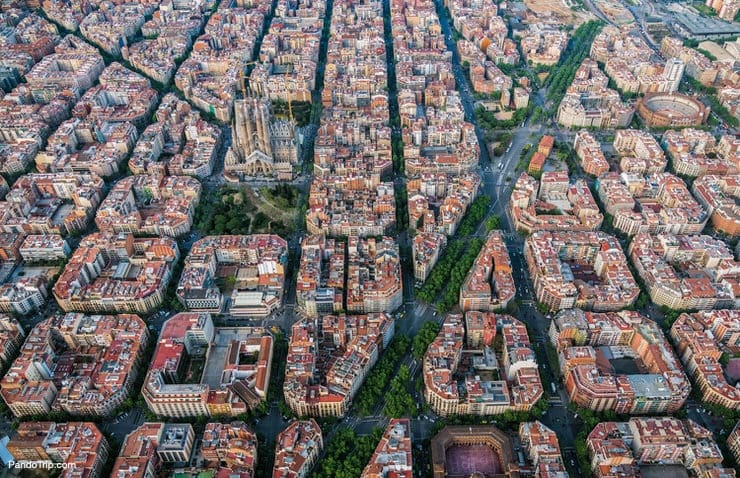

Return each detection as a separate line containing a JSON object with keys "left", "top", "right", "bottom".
{"left": 53, "top": 232, "right": 179, "bottom": 314}
{"left": 670, "top": 310, "right": 740, "bottom": 410}
{"left": 424, "top": 312, "right": 543, "bottom": 416}
{"left": 525, "top": 231, "right": 639, "bottom": 311}
{"left": 284, "top": 313, "right": 394, "bottom": 417}
{"left": 0, "top": 313, "right": 148, "bottom": 417}
{"left": 273, "top": 420, "right": 323, "bottom": 478}
{"left": 459, "top": 231, "right": 515, "bottom": 312}
{"left": 629, "top": 233, "right": 738, "bottom": 310}
{"left": 551, "top": 309, "right": 690, "bottom": 415}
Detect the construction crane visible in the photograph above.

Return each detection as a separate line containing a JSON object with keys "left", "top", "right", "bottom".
{"left": 239, "top": 61, "right": 258, "bottom": 97}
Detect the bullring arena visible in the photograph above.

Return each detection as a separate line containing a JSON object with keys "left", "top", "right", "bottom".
{"left": 431, "top": 426, "right": 520, "bottom": 478}
{"left": 636, "top": 92, "right": 708, "bottom": 127}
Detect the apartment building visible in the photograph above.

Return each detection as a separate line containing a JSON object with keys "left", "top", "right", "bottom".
{"left": 629, "top": 233, "right": 738, "bottom": 310}
{"left": 518, "top": 421, "right": 568, "bottom": 477}
{"left": 574, "top": 130, "right": 610, "bottom": 177}
{"left": 596, "top": 172, "right": 707, "bottom": 236}
{"left": 556, "top": 59, "right": 634, "bottom": 129}
{"left": 250, "top": 0, "right": 325, "bottom": 102}
{"left": 693, "top": 174, "right": 740, "bottom": 235}
{"left": 284, "top": 313, "right": 394, "bottom": 417}
{"left": 613, "top": 129, "right": 666, "bottom": 174}
{"left": 176, "top": 235, "right": 287, "bottom": 316}
{"left": 551, "top": 309, "right": 690, "bottom": 414}
{"left": 129, "top": 93, "right": 222, "bottom": 178}
{"left": 0, "top": 315, "right": 24, "bottom": 371}
{"left": 19, "top": 234, "right": 71, "bottom": 262}
{"left": 459, "top": 231, "right": 515, "bottom": 312}
{"left": 0, "top": 172, "right": 104, "bottom": 235}
{"left": 592, "top": 26, "right": 683, "bottom": 94}
{"left": 423, "top": 313, "right": 543, "bottom": 416}
{"left": 510, "top": 172, "right": 603, "bottom": 234}
{"left": 111, "top": 422, "right": 197, "bottom": 477}
{"left": 273, "top": 420, "right": 323, "bottom": 478}
{"left": 53, "top": 232, "right": 179, "bottom": 314}
{"left": 670, "top": 310, "right": 740, "bottom": 410}
{"left": 7, "top": 422, "right": 109, "bottom": 478}
{"left": 663, "top": 129, "right": 737, "bottom": 177}
{"left": 200, "top": 421, "right": 257, "bottom": 477}
{"left": 361, "top": 419, "right": 413, "bottom": 478}
{"left": 587, "top": 418, "right": 733, "bottom": 477}
{"left": 525, "top": 231, "right": 639, "bottom": 311}
{"left": 176, "top": 4, "right": 268, "bottom": 122}
{"left": 35, "top": 117, "right": 138, "bottom": 178}
{"left": 296, "top": 235, "right": 402, "bottom": 317}
{"left": 96, "top": 175, "right": 201, "bottom": 237}
{"left": 72, "top": 61, "right": 158, "bottom": 129}
{"left": 0, "top": 313, "right": 148, "bottom": 417}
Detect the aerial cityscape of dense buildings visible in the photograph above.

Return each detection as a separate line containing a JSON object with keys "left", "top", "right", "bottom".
{"left": 629, "top": 233, "right": 739, "bottom": 310}
{"left": 525, "top": 231, "right": 640, "bottom": 311}
{"left": 0, "top": 0, "right": 739, "bottom": 476}
{"left": 284, "top": 313, "right": 394, "bottom": 416}
{"left": 143, "top": 312, "right": 273, "bottom": 417}
{"left": 423, "top": 312, "right": 543, "bottom": 416}
{"left": 587, "top": 418, "right": 736, "bottom": 477}
{"left": 176, "top": 234, "right": 287, "bottom": 316}
{"left": 1, "top": 313, "right": 149, "bottom": 417}
{"left": 510, "top": 171, "right": 604, "bottom": 233}
{"left": 550, "top": 308, "right": 690, "bottom": 414}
